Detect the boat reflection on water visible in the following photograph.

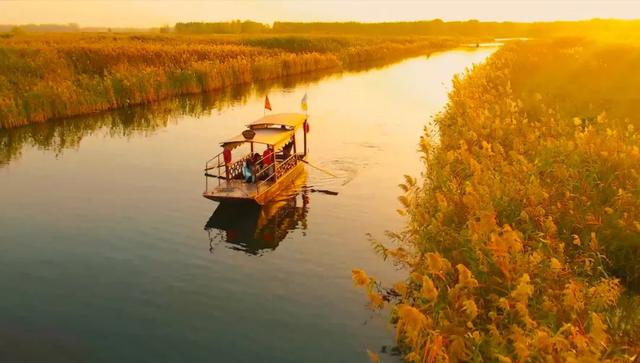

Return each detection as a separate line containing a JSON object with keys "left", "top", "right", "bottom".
{"left": 205, "top": 170, "right": 309, "bottom": 255}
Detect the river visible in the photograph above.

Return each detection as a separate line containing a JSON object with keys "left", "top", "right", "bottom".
{"left": 0, "top": 46, "right": 497, "bottom": 362}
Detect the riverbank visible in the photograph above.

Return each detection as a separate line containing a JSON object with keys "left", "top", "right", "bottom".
{"left": 356, "top": 38, "right": 640, "bottom": 362}
{"left": 0, "top": 33, "right": 458, "bottom": 128}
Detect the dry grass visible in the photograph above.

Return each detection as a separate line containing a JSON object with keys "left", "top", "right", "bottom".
{"left": 355, "top": 38, "right": 640, "bottom": 362}
{"left": 0, "top": 33, "right": 456, "bottom": 128}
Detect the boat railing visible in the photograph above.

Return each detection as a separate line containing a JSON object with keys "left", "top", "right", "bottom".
{"left": 276, "top": 153, "right": 298, "bottom": 179}
{"left": 204, "top": 151, "right": 223, "bottom": 174}
{"left": 204, "top": 151, "right": 223, "bottom": 192}
{"left": 205, "top": 151, "right": 299, "bottom": 194}
{"left": 255, "top": 153, "right": 299, "bottom": 194}
{"left": 204, "top": 152, "right": 249, "bottom": 191}
{"left": 255, "top": 167, "right": 276, "bottom": 194}
{"left": 255, "top": 153, "right": 280, "bottom": 194}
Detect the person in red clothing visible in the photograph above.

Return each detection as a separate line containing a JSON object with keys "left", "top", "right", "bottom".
{"left": 262, "top": 146, "right": 274, "bottom": 178}
{"left": 223, "top": 146, "right": 232, "bottom": 180}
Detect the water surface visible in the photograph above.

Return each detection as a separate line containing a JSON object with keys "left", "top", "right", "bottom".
{"left": 0, "top": 47, "right": 496, "bottom": 362}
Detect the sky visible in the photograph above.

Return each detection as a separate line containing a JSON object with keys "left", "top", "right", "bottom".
{"left": 0, "top": 0, "right": 639, "bottom": 27}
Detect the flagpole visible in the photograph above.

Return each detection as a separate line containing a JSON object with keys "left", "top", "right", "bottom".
{"left": 301, "top": 92, "right": 308, "bottom": 117}
{"left": 264, "top": 94, "right": 272, "bottom": 116}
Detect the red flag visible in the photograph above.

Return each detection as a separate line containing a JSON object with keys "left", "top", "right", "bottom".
{"left": 264, "top": 95, "right": 272, "bottom": 111}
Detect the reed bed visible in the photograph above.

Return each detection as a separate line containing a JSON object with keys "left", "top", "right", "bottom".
{"left": 354, "top": 38, "right": 640, "bottom": 362}
{"left": 0, "top": 33, "right": 455, "bottom": 128}
{"left": 0, "top": 56, "right": 352, "bottom": 167}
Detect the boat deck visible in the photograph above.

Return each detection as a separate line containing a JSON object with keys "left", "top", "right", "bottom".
{"left": 204, "top": 178, "right": 277, "bottom": 202}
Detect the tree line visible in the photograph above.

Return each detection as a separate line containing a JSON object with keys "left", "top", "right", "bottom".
{"left": 175, "top": 19, "right": 640, "bottom": 38}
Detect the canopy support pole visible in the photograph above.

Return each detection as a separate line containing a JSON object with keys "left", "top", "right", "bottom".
{"left": 303, "top": 121, "right": 308, "bottom": 156}
{"left": 293, "top": 134, "right": 297, "bottom": 155}
{"left": 274, "top": 147, "right": 279, "bottom": 182}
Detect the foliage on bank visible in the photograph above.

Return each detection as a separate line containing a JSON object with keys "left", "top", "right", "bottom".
{"left": 355, "top": 38, "right": 640, "bottom": 362}
{"left": 0, "top": 33, "right": 455, "bottom": 128}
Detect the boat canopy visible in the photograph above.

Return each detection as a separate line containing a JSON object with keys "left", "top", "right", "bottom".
{"left": 221, "top": 128, "right": 294, "bottom": 150}
{"left": 247, "top": 113, "right": 306, "bottom": 130}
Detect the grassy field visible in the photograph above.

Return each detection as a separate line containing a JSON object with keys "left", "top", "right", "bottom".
{"left": 355, "top": 38, "right": 640, "bottom": 362}
{"left": 0, "top": 33, "right": 456, "bottom": 128}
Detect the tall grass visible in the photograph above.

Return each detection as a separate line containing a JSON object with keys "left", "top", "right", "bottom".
{"left": 354, "top": 38, "right": 640, "bottom": 362}
{"left": 0, "top": 33, "right": 455, "bottom": 128}
{"left": 0, "top": 65, "right": 336, "bottom": 166}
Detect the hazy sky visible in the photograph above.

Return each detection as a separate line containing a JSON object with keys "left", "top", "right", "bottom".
{"left": 1, "top": 1, "right": 639, "bottom": 27}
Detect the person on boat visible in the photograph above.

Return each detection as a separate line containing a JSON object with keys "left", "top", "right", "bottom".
{"left": 223, "top": 146, "right": 232, "bottom": 180}
{"left": 283, "top": 139, "right": 294, "bottom": 159}
{"left": 262, "top": 146, "right": 274, "bottom": 178}
{"left": 243, "top": 158, "right": 255, "bottom": 183}
{"left": 252, "top": 153, "right": 262, "bottom": 167}
{"left": 252, "top": 152, "right": 262, "bottom": 177}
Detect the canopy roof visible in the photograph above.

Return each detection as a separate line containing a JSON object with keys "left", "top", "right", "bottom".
{"left": 221, "top": 128, "right": 294, "bottom": 150}
{"left": 248, "top": 113, "right": 306, "bottom": 130}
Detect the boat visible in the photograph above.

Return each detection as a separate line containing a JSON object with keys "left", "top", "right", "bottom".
{"left": 203, "top": 113, "right": 309, "bottom": 205}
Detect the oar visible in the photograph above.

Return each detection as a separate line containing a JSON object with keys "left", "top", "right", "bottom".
{"left": 310, "top": 188, "right": 339, "bottom": 196}
{"left": 300, "top": 159, "right": 339, "bottom": 178}
{"left": 301, "top": 186, "right": 339, "bottom": 196}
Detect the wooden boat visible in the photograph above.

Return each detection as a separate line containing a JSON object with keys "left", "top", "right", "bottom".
{"left": 203, "top": 113, "right": 309, "bottom": 205}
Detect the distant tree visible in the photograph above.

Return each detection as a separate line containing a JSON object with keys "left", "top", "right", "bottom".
{"left": 174, "top": 20, "right": 269, "bottom": 34}
{"left": 10, "top": 26, "right": 25, "bottom": 35}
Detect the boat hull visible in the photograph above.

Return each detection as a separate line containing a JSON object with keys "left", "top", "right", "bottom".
{"left": 255, "top": 160, "right": 305, "bottom": 205}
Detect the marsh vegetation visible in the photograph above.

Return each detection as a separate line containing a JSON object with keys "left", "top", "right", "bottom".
{"left": 0, "top": 33, "right": 455, "bottom": 128}
{"left": 354, "top": 38, "right": 640, "bottom": 362}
